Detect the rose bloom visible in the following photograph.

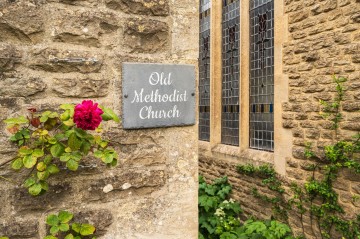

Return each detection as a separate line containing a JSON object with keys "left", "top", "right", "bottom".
{"left": 73, "top": 100, "right": 103, "bottom": 130}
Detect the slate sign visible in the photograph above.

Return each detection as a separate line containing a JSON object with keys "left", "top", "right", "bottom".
{"left": 122, "top": 63, "right": 196, "bottom": 129}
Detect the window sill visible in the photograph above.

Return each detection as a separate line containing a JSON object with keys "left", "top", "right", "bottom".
{"left": 199, "top": 141, "right": 274, "bottom": 165}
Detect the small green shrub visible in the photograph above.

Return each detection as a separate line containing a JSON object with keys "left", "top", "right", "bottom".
{"left": 199, "top": 175, "right": 296, "bottom": 239}
{"left": 199, "top": 176, "right": 242, "bottom": 239}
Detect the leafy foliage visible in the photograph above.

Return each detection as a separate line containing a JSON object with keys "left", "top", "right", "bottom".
{"left": 44, "top": 211, "right": 96, "bottom": 239}
{"left": 199, "top": 176, "right": 242, "bottom": 239}
{"left": 199, "top": 176, "right": 295, "bottom": 239}
{"left": 2, "top": 103, "right": 120, "bottom": 196}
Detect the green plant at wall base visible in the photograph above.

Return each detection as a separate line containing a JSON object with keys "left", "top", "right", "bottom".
{"left": 236, "top": 219, "right": 294, "bottom": 239}
{"left": 199, "top": 176, "right": 296, "bottom": 239}
{"left": 1, "top": 100, "right": 120, "bottom": 196}
{"left": 44, "top": 210, "right": 96, "bottom": 239}
{"left": 237, "top": 76, "right": 360, "bottom": 239}
{"left": 0, "top": 237, "right": 9, "bottom": 239}
{"left": 199, "top": 176, "right": 242, "bottom": 239}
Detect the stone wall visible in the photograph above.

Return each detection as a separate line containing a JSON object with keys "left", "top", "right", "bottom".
{"left": 0, "top": 1, "right": 198, "bottom": 238}
{"left": 199, "top": 0, "right": 360, "bottom": 238}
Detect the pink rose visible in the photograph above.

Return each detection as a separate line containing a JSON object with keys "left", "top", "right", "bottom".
{"left": 73, "top": 100, "right": 103, "bottom": 130}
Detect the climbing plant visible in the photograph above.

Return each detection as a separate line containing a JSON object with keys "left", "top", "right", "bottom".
{"left": 237, "top": 76, "right": 360, "bottom": 239}
{"left": 1, "top": 100, "right": 120, "bottom": 196}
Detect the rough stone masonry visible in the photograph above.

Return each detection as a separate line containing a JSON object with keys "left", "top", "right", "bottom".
{"left": 0, "top": 0, "right": 199, "bottom": 238}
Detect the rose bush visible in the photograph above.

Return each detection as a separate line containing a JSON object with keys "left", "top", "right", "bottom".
{"left": 2, "top": 100, "right": 120, "bottom": 196}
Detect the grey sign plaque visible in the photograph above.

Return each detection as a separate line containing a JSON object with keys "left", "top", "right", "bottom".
{"left": 122, "top": 63, "right": 196, "bottom": 129}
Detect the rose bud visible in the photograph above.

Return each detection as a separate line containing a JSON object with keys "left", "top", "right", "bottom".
{"left": 31, "top": 117, "right": 41, "bottom": 128}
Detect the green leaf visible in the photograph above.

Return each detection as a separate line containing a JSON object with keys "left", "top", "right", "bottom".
{"left": 72, "top": 223, "right": 81, "bottom": 233}
{"left": 40, "top": 181, "right": 49, "bottom": 191}
{"left": 37, "top": 162, "right": 47, "bottom": 171}
{"left": 44, "top": 236, "right": 58, "bottom": 239}
{"left": 49, "top": 112, "right": 59, "bottom": 118}
{"left": 60, "top": 104, "right": 75, "bottom": 110}
{"left": 37, "top": 170, "right": 50, "bottom": 180}
{"left": 0, "top": 237, "right": 10, "bottom": 239}
{"left": 110, "top": 159, "right": 118, "bottom": 167}
{"left": 103, "top": 153, "right": 113, "bottom": 164}
{"left": 24, "top": 177, "right": 36, "bottom": 187}
{"left": 44, "top": 155, "right": 53, "bottom": 165}
{"left": 101, "top": 106, "right": 120, "bottom": 123}
{"left": 79, "top": 224, "right": 96, "bottom": 236}
{"left": 32, "top": 149, "right": 44, "bottom": 158}
{"left": 18, "top": 147, "right": 33, "bottom": 156}
{"left": 64, "top": 234, "right": 74, "bottom": 239}
{"left": 99, "top": 141, "right": 108, "bottom": 148}
{"left": 68, "top": 133, "right": 82, "bottom": 151}
{"left": 47, "top": 164, "right": 60, "bottom": 174}
{"left": 47, "top": 214, "right": 60, "bottom": 226}
{"left": 23, "top": 155, "right": 37, "bottom": 168}
{"left": 80, "top": 141, "right": 91, "bottom": 155}
{"left": 66, "top": 159, "right": 78, "bottom": 171}
{"left": 11, "top": 158, "right": 23, "bottom": 170}
{"left": 59, "top": 223, "right": 70, "bottom": 232}
{"left": 29, "top": 183, "right": 42, "bottom": 196}
{"left": 50, "top": 225, "right": 59, "bottom": 235}
{"left": 74, "top": 127, "right": 88, "bottom": 139}
{"left": 51, "top": 144, "right": 64, "bottom": 157}
{"left": 60, "top": 154, "right": 71, "bottom": 162}
{"left": 93, "top": 150, "right": 103, "bottom": 158}
{"left": 58, "top": 211, "right": 73, "bottom": 223}
{"left": 4, "top": 116, "right": 29, "bottom": 125}
{"left": 60, "top": 110, "right": 70, "bottom": 121}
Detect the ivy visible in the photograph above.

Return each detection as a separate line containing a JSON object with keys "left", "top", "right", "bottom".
{"left": 236, "top": 76, "right": 360, "bottom": 239}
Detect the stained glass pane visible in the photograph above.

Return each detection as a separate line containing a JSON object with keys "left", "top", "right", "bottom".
{"left": 199, "top": 0, "right": 211, "bottom": 141}
{"left": 221, "top": 0, "right": 240, "bottom": 146}
{"left": 249, "top": 0, "right": 274, "bottom": 151}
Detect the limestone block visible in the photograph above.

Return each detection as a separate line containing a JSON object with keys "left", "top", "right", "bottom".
{"left": 292, "top": 146, "right": 306, "bottom": 159}
{"left": 10, "top": 182, "right": 72, "bottom": 212}
{"left": 0, "top": 74, "right": 46, "bottom": 97}
{"left": 343, "top": 102, "right": 360, "bottom": 112}
{"left": 52, "top": 76, "right": 109, "bottom": 98}
{"left": 28, "top": 48, "right": 103, "bottom": 73}
{"left": 0, "top": 3, "right": 44, "bottom": 44}
{"left": 340, "top": 122, "right": 360, "bottom": 131}
{"left": 74, "top": 209, "right": 113, "bottom": 236}
{"left": 0, "top": 44, "right": 22, "bottom": 72}
{"left": 292, "top": 128, "right": 304, "bottom": 138}
{"left": 51, "top": 9, "right": 119, "bottom": 47}
{"left": 82, "top": 169, "right": 166, "bottom": 202}
{"left": 289, "top": 11, "right": 309, "bottom": 24}
{"left": 305, "top": 128, "right": 320, "bottom": 139}
{"left": 0, "top": 218, "right": 38, "bottom": 238}
{"left": 124, "top": 18, "right": 169, "bottom": 53}
{"left": 48, "top": 0, "right": 99, "bottom": 7}
{"left": 105, "top": 0, "right": 169, "bottom": 16}
{"left": 283, "top": 120, "right": 297, "bottom": 129}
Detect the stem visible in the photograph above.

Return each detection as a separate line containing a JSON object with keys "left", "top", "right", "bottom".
{"left": 317, "top": 216, "right": 324, "bottom": 239}
{"left": 0, "top": 157, "right": 16, "bottom": 168}
{"left": 0, "top": 175, "right": 16, "bottom": 184}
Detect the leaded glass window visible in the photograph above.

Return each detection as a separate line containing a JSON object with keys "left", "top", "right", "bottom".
{"left": 249, "top": 0, "right": 274, "bottom": 151}
{"left": 199, "top": 0, "right": 211, "bottom": 141}
{"left": 221, "top": 0, "right": 240, "bottom": 146}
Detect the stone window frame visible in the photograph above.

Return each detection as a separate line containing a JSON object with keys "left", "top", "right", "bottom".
{"left": 198, "top": 0, "right": 290, "bottom": 175}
